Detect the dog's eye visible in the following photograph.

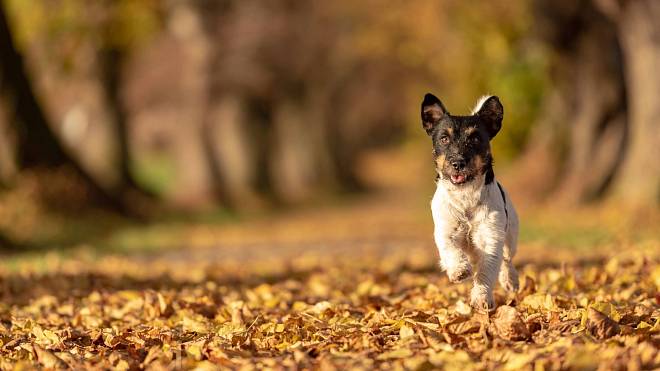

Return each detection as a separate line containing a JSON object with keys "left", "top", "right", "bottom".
{"left": 471, "top": 136, "right": 480, "bottom": 144}
{"left": 439, "top": 135, "right": 449, "bottom": 144}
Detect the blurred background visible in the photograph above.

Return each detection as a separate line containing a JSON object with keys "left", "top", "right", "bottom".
{"left": 0, "top": 0, "right": 657, "bottom": 256}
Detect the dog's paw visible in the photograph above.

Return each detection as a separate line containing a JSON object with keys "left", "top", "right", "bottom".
{"left": 447, "top": 263, "right": 473, "bottom": 283}
{"left": 470, "top": 286, "right": 495, "bottom": 312}
{"left": 499, "top": 263, "right": 519, "bottom": 293}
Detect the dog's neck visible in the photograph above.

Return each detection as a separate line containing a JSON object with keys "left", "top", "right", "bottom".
{"left": 436, "top": 173, "right": 491, "bottom": 216}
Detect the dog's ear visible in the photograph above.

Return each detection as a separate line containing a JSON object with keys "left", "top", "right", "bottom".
{"left": 421, "top": 93, "right": 447, "bottom": 135}
{"left": 475, "top": 96, "right": 503, "bottom": 139}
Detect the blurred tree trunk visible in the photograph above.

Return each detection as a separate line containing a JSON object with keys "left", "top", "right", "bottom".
{"left": 0, "top": 98, "right": 17, "bottom": 186}
{"left": 0, "top": 231, "right": 18, "bottom": 250}
{"left": 517, "top": 0, "right": 658, "bottom": 206}
{"left": 0, "top": 4, "right": 66, "bottom": 168}
{"left": 202, "top": 94, "right": 259, "bottom": 209}
{"left": 198, "top": 2, "right": 321, "bottom": 207}
{"left": 100, "top": 47, "right": 157, "bottom": 205}
{"left": 270, "top": 96, "right": 322, "bottom": 203}
{"left": 603, "top": 0, "right": 660, "bottom": 205}
{"left": 0, "top": 3, "right": 126, "bottom": 212}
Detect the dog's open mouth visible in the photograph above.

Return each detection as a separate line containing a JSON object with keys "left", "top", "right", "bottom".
{"left": 450, "top": 174, "right": 467, "bottom": 184}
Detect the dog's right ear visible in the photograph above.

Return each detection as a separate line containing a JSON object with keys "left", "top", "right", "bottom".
{"left": 421, "top": 93, "right": 447, "bottom": 135}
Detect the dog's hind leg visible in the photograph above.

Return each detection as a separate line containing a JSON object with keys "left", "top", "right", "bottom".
{"left": 499, "top": 209, "right": 519, "bottom": 292}
{"left": 499, "top": 250, "right": 519, "bottom": 292}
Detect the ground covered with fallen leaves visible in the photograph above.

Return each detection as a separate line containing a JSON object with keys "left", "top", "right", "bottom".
{"left": 0, "top": 194, "right": 658, "bottom": 370}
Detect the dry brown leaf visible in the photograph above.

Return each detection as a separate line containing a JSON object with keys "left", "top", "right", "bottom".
{"left": 33, "top": 344, "right": 68, "bottom": 369}
{"left": 492, "top": 305, "right": 531, "bottom": 341}
{"left": 586, "top": 307, "right": 620, "bottom": 339}
{"left": 447, "top": 319, "right": 482, "bottom": 335}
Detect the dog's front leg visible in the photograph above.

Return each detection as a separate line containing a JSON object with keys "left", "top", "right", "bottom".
{"left": 431, "top": 190, "right": 472, "bottom": 283}
{"left": 434, "top": 225, "right": 472, "bottom": 283}
{"left": 469, "top": 217, "right": 505, "bottom": 311}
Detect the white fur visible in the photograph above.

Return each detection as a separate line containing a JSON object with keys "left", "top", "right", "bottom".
{"left": 431, "top": 172, "right": 519, "bottom": 312}
{"left": 471, "top": 95, "right": 492, "bottom": 115}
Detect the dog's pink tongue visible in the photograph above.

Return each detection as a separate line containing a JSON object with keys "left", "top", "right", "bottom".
{"left": 451, "top": 175, "right": 465, "bottom": 183}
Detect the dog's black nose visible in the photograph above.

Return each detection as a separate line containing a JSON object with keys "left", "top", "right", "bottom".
{"left": 451, "top": 159, "right": 466, "bottom": 170}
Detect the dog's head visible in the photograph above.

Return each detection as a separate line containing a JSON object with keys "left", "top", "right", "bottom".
{"left": 421, "top": 93, "right": 503, "bottom": 186}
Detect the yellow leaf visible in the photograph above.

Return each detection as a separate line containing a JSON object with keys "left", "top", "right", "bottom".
{"left": 636, "top": 321, "right": 652, "bottom": 330}
{"left": 157, "top": 293, "right": 168, "bottom": 313}
{"left": 33, "top": 345, "right": 67, "bottom": 369}
{"left": 186, "top": 343, "right": 203, "bottom": 361}
{"left": 503, "top": 352, "right": 536, "bottom": 371}
{"left": 520, "top": 293, "right": 556, "bottom": 311}
{"left": 357, "top": 280, "right": 374, "bottom": 296}
{"left": 574, "top": 308, "right": 588, "bottom": 333}
{"left": 589, "top": 302, "right": 621, "bottom": 322}
{"left": 564, "top": 275, "right": 577, "bottom": 291}
{"left": 415, "top": 322, "right": 439, "bottom": 330}
{"left": 454, "top": 300, "right": 472, "bottom": 316}
{"left": 652, "top": 265, "right": 660, "bottom": 289}
{"left": 377, "top": 348, "right": 413, "bottom": 360}
{"left": 42, "top": 329, "right": 60, "bottom": 345}
{"left": 427, "top": 349, "right": 471, "bottom": 366}
{"left": 275, "top": 341, "right": 290, "bottom": 351}
{"left": 605, "top": 258, "right": 619, "bottom": 276}
{"left": 115, "top": 359, "right": 130, "bottom": 371}
{"left": 31, "top": 326, "right": 45, "bottom": 343}
{"left": 311, "top": 301, "right": 332, "bottom": 313}
{"left": 399, "top": 324, "right": 415, "bottom": 339}
{"left": 292, "top": 301, "right": 308, "bottom": 311}
{"left": 183, "top": 316, "right": 210, "bottom": 334}
{"left": 217, "top": 323, "right": 243, "bottom": 338}
{"left": 192, "top": 361, "right": 222, "bottom": 371}
{"left": 646, "top": 318, "right": 660, "bottom": 333}
{"left": 403, "top": 355, "right": 429, "bottom": 370}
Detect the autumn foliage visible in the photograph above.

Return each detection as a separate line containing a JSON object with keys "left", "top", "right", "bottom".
{"left": 1, "top": 199, "right": 658, "bottom": 370}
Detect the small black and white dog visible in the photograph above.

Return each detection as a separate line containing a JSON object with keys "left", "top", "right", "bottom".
{"left": 422, "top": 93, "right": 519, "bottom": 312}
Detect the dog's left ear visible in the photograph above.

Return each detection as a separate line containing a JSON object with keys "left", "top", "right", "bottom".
{"left": 475, "top": 96, "right": 503, "bottom": 139}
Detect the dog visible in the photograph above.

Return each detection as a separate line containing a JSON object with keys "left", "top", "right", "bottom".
{"left": 422, "top": 93, "right": 519, "bottom": 312}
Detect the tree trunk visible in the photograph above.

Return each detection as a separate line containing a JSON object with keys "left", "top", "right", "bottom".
{"left": 202, "top": 95, "right": 260, "bottom": 209}
{"left": 607, "top": 0, "right": 660, "bottom": 205}
{"left": 270, "top": 98, "right": 317, "bottom": 203}
{"left": 0, "top": 3, "right": 127, "bottom": 213}
{"left": 0, "top": 4, "right": 66, "bottom": 167}
{"left": 0, "top": 231, "right": 19, "bottom": 250}
{"left": 99, "top": 47, "right": 157, "bottom": 206}
{"left": 516, "top": 0, "right": 658, "bottom": 206}
{"left": 0, "top": 96, "right": 17, "bottom": 186}
{"left": 552, "top": 23, "right": 627, "bottom": 203}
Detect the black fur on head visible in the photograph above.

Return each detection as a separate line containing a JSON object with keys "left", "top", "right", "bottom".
{"left": 421, "top": 93, "right": 504, "bottom": 186}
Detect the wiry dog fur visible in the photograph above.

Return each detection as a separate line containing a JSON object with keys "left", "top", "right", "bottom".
{"left": 422, "top": 93, "right": 519, "bottom": 312}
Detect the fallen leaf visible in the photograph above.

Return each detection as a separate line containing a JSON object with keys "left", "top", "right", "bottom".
{"left": 377, "top": 348, "right": 413, "bottom": 360}
{"left": 33, "top": 345, "right": 67, "bottom": 369}
{"left": 447, "top": 319, "right": 481, "bottom": 335}
{"left": 520, "top": 293, "right": 556, "bottom": 311}
{"left": 492, "top": 305, "right": 530, "bottom": 341}
{"left": 399, "top": 324, "right": 415, "bottom": 339}
{"left": 586, "top": 307, "right": 620, "bottom": 339}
